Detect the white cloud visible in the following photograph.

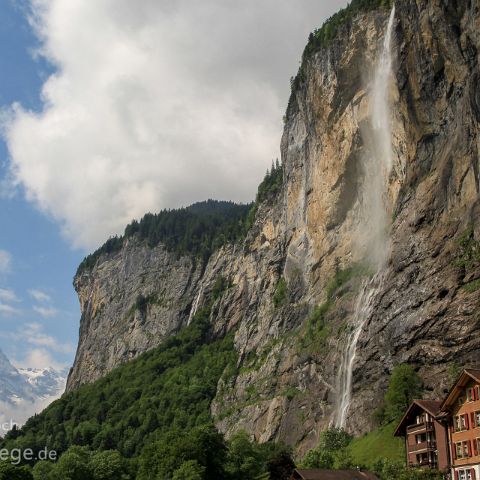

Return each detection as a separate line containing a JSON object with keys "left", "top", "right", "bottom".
{"left": 3, "top": 0, "right": 347, "bottom": 250}
{"left": 29, "top": 288, "right": 51, "bottom": 302}
{"left": 0, "top": 395, "right": 63, "bottom": 428}
{"left": 0, "top": 250, "right": 11, "bottom": 274}
{"left": 14, "top": 346, "right": 68, "bottom": 370}
{"left": 0, "top": 303, "right": 20, "bottom": 316}
{"left": 0, "top": 288, "right": 19, "bottom": 303}
{"left": 33, "top": 305, "right": 58, "bottom": 318}
{"left": 22, "top": 322, "right": 74, "bottom": 353}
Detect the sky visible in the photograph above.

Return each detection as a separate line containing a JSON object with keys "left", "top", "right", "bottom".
{"left": 0, "top": 0, "right": 349, "bottom": 376}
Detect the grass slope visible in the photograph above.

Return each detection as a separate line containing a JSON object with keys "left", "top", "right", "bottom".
{"left": 348, "top": 423, "right": 405, "bottom": 468}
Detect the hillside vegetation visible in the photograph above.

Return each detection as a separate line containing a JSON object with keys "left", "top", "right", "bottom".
{"left": 77, "top": 200, "right": 252, "bottom": 275}
{"left": 1, "top": 290, "right": 293, "bottom": 479}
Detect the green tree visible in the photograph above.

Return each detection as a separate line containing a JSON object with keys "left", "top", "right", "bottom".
{"left": 318, "top": 427, "right": 352, "bottom": 452}
{"left": 89, "top": 450, "right": 128, "bottom": 480}
{"left": 301, "top": 449, "right": 334, "bottom": 469}
{"left": 332, "top": 449, "right": 355, "bottom": 469}
{"left": 373, "top": 458, "right": 443, "bottom": 480}
{"left": 0, "top": 462, "right": 33, "bottom": 480}
{"left": 50, "top": 447, "right": 92, "bottom": 480}
{"left": 273, "top": 278, "right": 288, "bottom": 308}
{"left": 172, "top": 460, "right": 205, "bottom": 480}
{"left": 138, "top": 425, "right": 227, "bottom": 480}
{"left": 301, "top": 428, "right": 352, "bottom": 469}
{"left": 383, "top": 365, "right": 423, "bottom": 423}
{"left": 32, "top": 461, "right": 54, "bottom": 480}
{"left": 226, "top": 431, "right": 264, "bottom": 479}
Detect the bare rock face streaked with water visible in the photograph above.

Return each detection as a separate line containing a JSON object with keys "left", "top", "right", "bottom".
{"left": 67, "top": 0, "right": 480, "bottom": 455}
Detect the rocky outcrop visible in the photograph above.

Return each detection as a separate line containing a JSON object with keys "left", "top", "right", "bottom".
{"left": 67, "top": 240, "right": 205, "bottom": 389}
{"left": 67, "top": 0, "right": 480, "bottom": 455}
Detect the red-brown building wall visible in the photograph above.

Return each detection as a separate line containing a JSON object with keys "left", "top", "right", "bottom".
{"left": 435, "top": 421, "right": 450, "bottom": 471}
{"left": 448, "top": 382, "right": 480, "bottom": 477}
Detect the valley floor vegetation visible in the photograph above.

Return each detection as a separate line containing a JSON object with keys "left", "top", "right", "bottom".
{"left": 0, "top": 319, "right": 445, "bottom": 480}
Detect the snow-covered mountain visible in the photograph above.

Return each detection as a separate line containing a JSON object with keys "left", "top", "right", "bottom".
{"left": 18, "top": 366, "right": 68, "bottom": 401}
{"left": 0, "top": 349, "right": 67, "bottom": 427}
{"left": 0, "top": 349, "right": 34, "bottom": 404}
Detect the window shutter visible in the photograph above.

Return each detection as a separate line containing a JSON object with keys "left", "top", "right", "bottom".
{"left": 472, "top": 412, "right": 476, "bottom": 428}
{"left": 466, "top": 414, "right": 470, "bottom": 430}
{"left": 474, "top": 439, "right": 479, "bottom": 456}
{"left": 452, "top": 442, "right": 457, "bottom": 460}
{"left": 476, "top": 386, "right": 480, "bottom": 401}
{"left": 469, "top": 440, "right": 473, "bottom": 457}
{"left": 454, "top": 470, "right": 459, "bottom": 480}
{"left": 471, "top": 468, "right": 476, "bottom": 480}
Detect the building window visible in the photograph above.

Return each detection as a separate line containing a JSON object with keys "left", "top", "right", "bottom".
{"left": 416, "top": 414, "right": 426, "bottom": 424}
{"left": 456, "top": 416, "right": 462, "bottom": 432}
{"left": 416, "top": 452, "right": 429, "bottom": 465}
{"left": 457, "top": 442, "right": 463, "bottom": 458}
{"left": 456, "top": 415, "right": 469, "bottom": 432}
{"left": 456, "top": 441, "right": 472, "bottom": 458}
{"left": 416, "top": 433, "right": 427, "bottom": 444}
{"left": 457, "top": 469, "right": 473, "bottom": 480}
{"left": 475, "top": 411, "right": 480, "bottom": 427}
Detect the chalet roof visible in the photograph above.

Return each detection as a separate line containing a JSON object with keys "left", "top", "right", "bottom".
{"left": 393, "top": 399, "right": 442, "bottom": 437}
{"left": 292, "top": 469, "right": 379, "bottom": 480}
{"left": 440, "top": 368, "right": 480, "bottom": 411}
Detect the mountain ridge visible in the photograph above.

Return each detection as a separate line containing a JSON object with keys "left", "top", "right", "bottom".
{"left": 65, "top": 0, "right": 480, "bottom": 455}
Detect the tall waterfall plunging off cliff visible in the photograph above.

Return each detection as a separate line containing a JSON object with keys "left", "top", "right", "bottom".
{"left": 333, "top": 273, "right": 384, "bottom": 428}
{"left": 333, "top": 6, "right": 396, "bottom": 429}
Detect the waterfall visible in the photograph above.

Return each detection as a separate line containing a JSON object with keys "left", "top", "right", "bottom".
{"left": 372, "top": 6, "right": 396, "bottom": 174}
{"left": 187, "top": 285, "right": 203, "bottom": 325}
{"left": 332, "top": 274, "right": 383, "bottom": 428}
{"left": 332, "top": 6, "right": 396, "bottom": 429}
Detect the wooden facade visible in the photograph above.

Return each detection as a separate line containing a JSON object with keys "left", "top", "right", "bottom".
{"left": 395, "top": 369, "right": 480, "bottom": 479}
{"left": 394, "top": 400, "right": 450, "bottom": 470}
{"left": 440, "top": 369, "right": 480, "bottom": 480}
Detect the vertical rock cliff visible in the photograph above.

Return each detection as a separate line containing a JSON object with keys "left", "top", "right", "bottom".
{"left": 67, "top": 0, "right": 480, "bottom": 454}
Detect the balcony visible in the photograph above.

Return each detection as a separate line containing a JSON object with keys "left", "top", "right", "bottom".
{"left": 407, "top": 421, "right": 434, "bottom": 434}
{"left": 409, "top": 459, "right": 438, "bottom": 469}
{"left": 408, "top": 440, "right": 437, "bottom": 453}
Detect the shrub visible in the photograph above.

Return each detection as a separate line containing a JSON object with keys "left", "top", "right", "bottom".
{"left": 273, "top": 278, "right": 288, "bottom": 308}
{"left": 383, "top": 365, "right": 423, "bottom": 423}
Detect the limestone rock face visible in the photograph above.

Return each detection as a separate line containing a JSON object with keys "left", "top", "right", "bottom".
{"left": 66, "top": 239, "right": 204, "bottom": 389}
{"left": 67, "top": 0, "right": 480, "bottom": 455}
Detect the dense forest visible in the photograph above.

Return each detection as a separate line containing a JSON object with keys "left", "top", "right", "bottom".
{"left": 77, "top": 200, "right": 252, "bottom": 275}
